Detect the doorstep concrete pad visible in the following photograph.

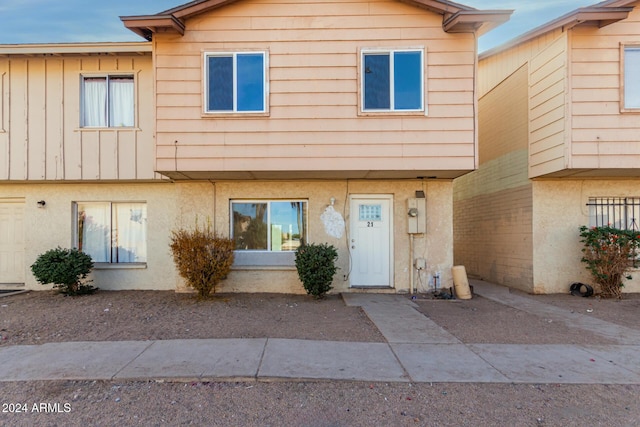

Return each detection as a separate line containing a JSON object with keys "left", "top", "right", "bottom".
{"left": 391, "top": 343, "right": 510, "bottom": 383}
{"left": 0, "top": 341, "right": 151, "bottom": 381}
{"left": 343, "top": 293, "right": 460, "bottom": 344}
{"left": 469, "top": 344, "right": 640, "bottom": 384}
{"left": 116, "top": 339, "right": 267, "bottom": 380}
{"left": 581, "top": 345, "right": 640, "bottom": 375}
{"left": 259, "top": 339, "right": 408, "bottom": 382}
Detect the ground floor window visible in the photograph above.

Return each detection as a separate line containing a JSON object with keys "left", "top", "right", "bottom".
{"left": 587, "top": 197, "right": 640, "bottom": 230}
{"left": 74, "top": 202, "right": 147, "bottom": 263}
{"left": 231, "top": 200, "right": 307, "bottom": 252}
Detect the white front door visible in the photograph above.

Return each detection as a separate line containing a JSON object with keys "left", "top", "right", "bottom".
{"left": 0, "top": 200, "right": 25, "bottom": 284}
{"left": 349, "top": 195, "right": 393, "bottom": 287}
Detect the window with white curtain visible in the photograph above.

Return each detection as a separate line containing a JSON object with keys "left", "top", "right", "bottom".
{"left": 81, "top": 75, "right": 135, "bottom": 127}
{"left": 624, "top": 46, "right": 640, "bottom": 109}
{"left": 75, "top": 202, "right": 147, "bottom": 264}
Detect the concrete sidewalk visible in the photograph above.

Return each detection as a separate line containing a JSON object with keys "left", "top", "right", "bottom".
{"left": 0, "top": 281, "right": 639, "bottom": 384}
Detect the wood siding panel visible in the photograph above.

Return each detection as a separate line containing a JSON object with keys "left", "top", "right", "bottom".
{"left": 100, "top": 131, "right": 119, "bottom": 180}
{"left": 45, "top": 59, "right": 65, "bottom": 180}
{"left": 118, "top": 131, "right": 137, "bottom": 180}
{"left": 63, "top": 59, "right": 82, "bottom": 180}
{"left": 569, "top": 6, "right": 640, "bottom": 170}
{"left": 2, "top": 54, "right": 155, "bottom": 182}
{"left": 478, "top": 30, "right": 565, "bottom": 98}
{"left": 27, "top": 60, "right": 46, "bottom": 180}
{"left": 528, "top": 35, "right": 567, "bottom": 178}
{"left": 155, "top": 0, "right": 477, "bottom": 176}
{"left": 0, "top": 64, "right": 9, "bottom": 179}
{"left": 8, "top": 60, "right": 28, "bottom": 180}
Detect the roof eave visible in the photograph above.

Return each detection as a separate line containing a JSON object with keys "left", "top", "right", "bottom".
{"left": 480, "top": 6, "right": 634, "bottom": 60}
{"left": 443, "top": 10, "right": 514, "bottom": 35}
{"left": 120, "top": 14, "right": 186, "bottom": 41}
{"left": 122, "top": 0, "right": 511, "bottom": 39}
{"left": 0, "top": 42, "right": 152, "bottom": 57}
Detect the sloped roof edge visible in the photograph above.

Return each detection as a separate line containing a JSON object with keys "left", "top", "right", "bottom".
{"left": 480, "top": 1, "right": 637, "bottom": 60}
{"left": 121, "top": 0, "right": 512, "bottom": 40}
{"left": 0, "top": 42, "right": 152, "bottom": 56}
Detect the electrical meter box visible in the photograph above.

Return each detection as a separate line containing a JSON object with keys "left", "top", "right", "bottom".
{"left": 407, "top": 197, "right": 426, "bottom": 234}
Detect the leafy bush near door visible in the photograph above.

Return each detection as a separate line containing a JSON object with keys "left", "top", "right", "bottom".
{"left": 169, "top": 220, "right": 235, "bottom": 299}
{"left": 579, "top": 225, "right": 640, "bottom": 299}
{"left": 295, "top": 243, "right": 338, "bottom": 299}
{"left": 30, "top": 247, "right": 96, "bottom": 295}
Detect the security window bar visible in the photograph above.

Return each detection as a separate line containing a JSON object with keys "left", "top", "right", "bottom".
{"left": 587, "top": 197, "right": 640, "bottom": 231}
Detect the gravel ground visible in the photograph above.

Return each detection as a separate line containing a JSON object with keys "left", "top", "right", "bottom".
{"left": 1, "top": 288, "right": 639, "bottom": 426}
{"left": 0, "top": 291, "right": 384, "bottom": 346}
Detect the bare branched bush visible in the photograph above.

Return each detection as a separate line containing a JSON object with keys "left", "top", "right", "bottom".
{"left": 169, "top": 220, "right": 234, "bottom": 299}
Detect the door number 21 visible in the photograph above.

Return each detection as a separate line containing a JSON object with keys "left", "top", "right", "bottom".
{"left": 366, "top": 221, "right": 374, "bottom": 227}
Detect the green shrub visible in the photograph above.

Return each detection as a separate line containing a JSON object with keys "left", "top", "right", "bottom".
{"left": 579, "top": 225, "right": 640, "bottom": 299}
{"left": 295, "top": 243, "right": 338, "bottom": 299}
{"left": 169, "top": 220, "right": 235, "bottom": 299}
{"left": 30, "top": 247, "right": 96, "bottom": 295}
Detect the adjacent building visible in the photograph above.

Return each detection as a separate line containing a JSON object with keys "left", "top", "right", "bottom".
{"left": 454, "top": 0, "right": 640, "bottom": 293}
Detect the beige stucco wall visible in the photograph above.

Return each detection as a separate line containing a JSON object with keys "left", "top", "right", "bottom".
{"left": 3, "top": 179, "right": 453, "bottom": 294}
{"left": 533, "top": 179, "right": 640, "bottom": 294}
{"left": 207, "top": 179, "right": 453, "bottom": 294}
{"left": 1, "top": 182, "right": 178, "bottom": 291}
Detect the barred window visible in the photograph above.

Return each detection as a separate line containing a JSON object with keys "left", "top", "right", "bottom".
{"left": 587, "top": 197, "right": 640, "bottom": 230}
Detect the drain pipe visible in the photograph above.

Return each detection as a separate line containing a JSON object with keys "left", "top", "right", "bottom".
{"left": 409, "top": 233, "right": 415, "bottom": 294}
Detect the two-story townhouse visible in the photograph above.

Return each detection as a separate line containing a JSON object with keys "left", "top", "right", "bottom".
{"left": 0, "top": 43, "right": 184, "bottom": 290}
{"left": 1, "top": 0, "right": 511, "bottom": 294}
{"left": 454, "top": 0, "right": 640, "bottom": 294}
{"left": 119, "top": 0, "right": 510, "bottom": 294}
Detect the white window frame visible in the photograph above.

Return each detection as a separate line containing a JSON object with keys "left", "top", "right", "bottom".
{"left": 622, "top": 44, "right": 640, "bottom": 112}
{"left": 359, "top": 47, "right": 426, "bottom": 115}
{"left": 80, "top": 74, "right": 136, "bottom": 128}
{"left": 203, "top": 51, "right": 269, "bottom": 115}
{"left": 230, "top": 199, "right": 307, "bottom": 267}
{"left": 73, "top": 201, "right": 147, "bottom": 266}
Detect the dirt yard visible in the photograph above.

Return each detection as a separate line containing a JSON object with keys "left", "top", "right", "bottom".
{"left": 1, "top": 288, "right": 639, "bottom": 426}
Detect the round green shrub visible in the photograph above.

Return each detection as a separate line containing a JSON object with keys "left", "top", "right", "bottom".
{"left": 295, "top": 243, "right": 338, "bottom": 299}
{"left": 30, "top": 247, "right": 96, "bottom": 295}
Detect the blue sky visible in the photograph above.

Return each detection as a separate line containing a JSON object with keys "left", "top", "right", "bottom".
{"left": 0, "top": 0, "right": 596, "bottom": 52}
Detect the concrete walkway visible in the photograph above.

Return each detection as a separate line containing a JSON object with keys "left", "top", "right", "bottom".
{"left": 0, "top": 281, "right": 639, "bottom": 384}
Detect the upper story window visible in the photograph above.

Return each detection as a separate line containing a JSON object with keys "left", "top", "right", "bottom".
{"left": 205, "top": 52, "right": 267, "bottom": 114}
{"left": 74, "top": 202, "right": 147, "bottom": 264}
{"left": 81, "top": 75, "right": 135, "bottom": 127}
{"left": 623, "top": 46, "right": 640, "bottom": 110}
{"left": 361, "top": 48, "right": 425, "bottom": 113}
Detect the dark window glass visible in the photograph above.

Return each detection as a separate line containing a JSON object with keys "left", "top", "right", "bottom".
{"left": 208, "top": 56, "right": 234, "bottom": 111}
{"left": 364, "top": 53, "right": 390, "bottom": 110}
